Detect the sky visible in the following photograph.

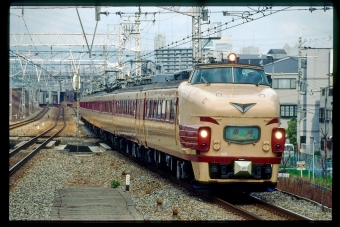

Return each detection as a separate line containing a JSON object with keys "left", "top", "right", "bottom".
{"left": 9, "top": 5, "right": 334, "bottom": 58}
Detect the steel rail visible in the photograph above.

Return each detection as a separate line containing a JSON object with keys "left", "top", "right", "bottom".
{"left": 9, "top": 107, "right": 49, "bottom": 130}
{"left": 9, "top": 107, "right": 66, "bottom": 176}
{"left": 10, "top": 107, "right": 59, "bottom": 157}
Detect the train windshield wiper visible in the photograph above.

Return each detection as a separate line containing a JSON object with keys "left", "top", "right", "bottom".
{"left": 201, "top": 77, "right": 210, "bottom": 85}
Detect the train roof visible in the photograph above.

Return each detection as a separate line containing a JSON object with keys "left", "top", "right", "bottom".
{"left": 81, "top": 80, "right": 186, "bottom": 99}
{"left": 194, "top": 62, "right": 264, "bottom": 70}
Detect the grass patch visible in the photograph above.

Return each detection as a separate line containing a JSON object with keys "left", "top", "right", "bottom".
{"left": 110, "top": 180, "right": 120, "bottom": 188}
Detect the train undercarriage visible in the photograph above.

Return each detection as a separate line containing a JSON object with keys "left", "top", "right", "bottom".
{"left": 83, "top": 119, "right": 195, "bottom": 184}
{"left": 83, "top": 118, "right": 278, "bottom": 194}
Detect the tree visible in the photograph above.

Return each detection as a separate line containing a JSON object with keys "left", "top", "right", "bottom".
{"left": 286, "top": 117, "right": 297, "bottom": 151}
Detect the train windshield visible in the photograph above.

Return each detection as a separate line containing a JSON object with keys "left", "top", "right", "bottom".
{"left": 190, "top": 67, "right": 270, "bottom": 85}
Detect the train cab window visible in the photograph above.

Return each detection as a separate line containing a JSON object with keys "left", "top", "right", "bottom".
{"left": 212, "top": 68, "right": 232, "bottom": 83}
{"left": 165, "top": 100, "right": 171, "bottom": 121}
{"left": 234, "top": 68, "right": 250, "bottom": 83}
{"left": 190, "top": 68, "right": 232, "bottom": 84}
{"left": 233, "top": 68, "right": 269, "bottom": 85}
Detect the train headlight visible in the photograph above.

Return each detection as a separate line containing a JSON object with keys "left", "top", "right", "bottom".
{"left": 271, "top": 128, "right": 286, "bottom": 152}
{"left": 227, "top": 53, "right": 239, "bottom": 63}
{"left": 228, "top": 53, "right": 236, "bottom": 61}
{"left": 198, "top": 127, "right": 211, "bottom": 152}
{"left": 200, "top": 130, "right": 208, "bottom": 138}
{"left": 274, "top": 131, "right": 283, "bottom": 139}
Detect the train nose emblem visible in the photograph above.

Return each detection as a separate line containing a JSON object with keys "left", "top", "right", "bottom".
{"left": 230, "top": 102, "right": 256, "bottom": 114}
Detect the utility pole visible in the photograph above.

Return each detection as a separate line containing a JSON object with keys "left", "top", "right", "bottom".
{"left": 73, "top": 69, "right": 80, "bottom": 137}
{"left": 321, "top": 75, "right": 330, "bottom": 175}
{"left": 296, "top": 26, "right": 308, "bottom": 156}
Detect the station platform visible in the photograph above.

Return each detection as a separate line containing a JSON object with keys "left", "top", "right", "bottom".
{"left": 50, "top": 187, "right": 144, "bottom": 221}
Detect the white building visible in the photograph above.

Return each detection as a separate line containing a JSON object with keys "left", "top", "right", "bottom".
{"left": 154, "top": 34, "right": 166, "bottom": 50}
{"left": 241, "top": 46, "right": 259, "bottom": 55}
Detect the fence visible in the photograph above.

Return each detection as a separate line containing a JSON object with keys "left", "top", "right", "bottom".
{"left": 281, "top": 151, "right": 332, "bottom": 178}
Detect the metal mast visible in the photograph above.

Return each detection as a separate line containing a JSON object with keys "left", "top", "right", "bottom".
{"left": 158, "top": 6, "right": 207, "bottom": 64}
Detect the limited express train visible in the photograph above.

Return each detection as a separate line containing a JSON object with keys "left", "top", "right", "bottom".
{"left": 79, "top": 53, "right": 285, "bottom": 193}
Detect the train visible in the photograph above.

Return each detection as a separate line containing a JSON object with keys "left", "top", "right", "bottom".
{"left": 79, "top": 53, "right": 285, "bottom": 194}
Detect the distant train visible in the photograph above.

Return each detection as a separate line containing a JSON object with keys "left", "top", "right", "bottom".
{"left": 79, "top": 53, "right": 285, "bottom": 194}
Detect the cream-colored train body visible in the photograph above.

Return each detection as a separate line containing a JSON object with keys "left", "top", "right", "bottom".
{"left": 79, "top": 53, "right": 285, "bottom": 193}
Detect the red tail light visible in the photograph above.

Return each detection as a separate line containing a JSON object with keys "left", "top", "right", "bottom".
{"left": 271, "top": 128, "right": 286, "bottom": 152}
{"left": 198, "top": 127, "right": 211, "bottom": 152}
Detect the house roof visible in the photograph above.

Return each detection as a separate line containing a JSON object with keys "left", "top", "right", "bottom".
{"left": 263, "top": 56, "right": 306, "bottom": 74}
{"left": 267, "top": 49, "right": 287, "bottom": 54}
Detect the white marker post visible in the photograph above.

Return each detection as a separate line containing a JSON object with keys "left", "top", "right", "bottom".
{"left": 126, "top": 174, "right": 130, "bottom": 191}
{"left": 297, "top": 161, "right": 306, "bottom": 178}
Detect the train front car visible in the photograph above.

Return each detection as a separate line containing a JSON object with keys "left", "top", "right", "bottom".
{"left": 178, "top": 53, "right": 285, "bottom": 194}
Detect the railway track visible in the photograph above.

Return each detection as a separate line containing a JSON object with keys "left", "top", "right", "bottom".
{"left": 213, "top": 192, "right": 314, "bottom": 221}
{"left": 9, "top": 107, "right": 66, "bottom": 176}
{"left": 9, "top": 107, "right": 49, "bottom": 130}
{"left": 96, "top": 137, "right": 315, "bottom": 221}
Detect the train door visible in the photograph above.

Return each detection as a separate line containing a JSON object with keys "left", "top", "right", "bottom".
{"left": 110, "top": 98, "right": 115, "bottom": 134}
{"left": 135, "top": 93, "right": 146, "bottom": 146}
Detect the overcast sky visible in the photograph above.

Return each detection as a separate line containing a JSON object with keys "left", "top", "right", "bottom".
{"left": 9, "top": 5, "right": 333, "bottom": 56}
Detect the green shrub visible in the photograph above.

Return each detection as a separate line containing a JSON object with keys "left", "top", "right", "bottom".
{"left": 110, "top": 180, "right": 120, "bottom": 188}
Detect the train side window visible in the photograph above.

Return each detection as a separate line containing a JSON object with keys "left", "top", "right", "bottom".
{"left": 157, "top": 100, "right": 162, "bottom": 119}
{"left": 130, "top": 100, "right": 133, "bottom": 116}
{"left": 161, "top": 100, "right": 166, "bottom": 120}
{"left": 170, "top": 99, "right": 175, "bottom": 122}
{"left": 149, "top": 100, "right": 154, "bottom": 119}
{"left": 165, "top": 100, "right": 171, "bottom": 121}
{"left": 145, "top": 100, "right": 150, "bottom": 119}
{"left": 133, "top": 100, "right": 136, "bottom": 116}
{"left": 130, "top": 100, "right": 136, "bottom": 116}
{"left": 125, "top": 100, "right": 128, "bottom": 115}
{"left": 153, "top": 100, "right": 158, "bottom": 119}
{"left": 127, "top": 100, "right": 130, "bottom": 115}
{"left": 134, "top": 100, "right": 137, "bottom": 118}
{"left": 127, "top": 100, "right": 129, "bottom": 115}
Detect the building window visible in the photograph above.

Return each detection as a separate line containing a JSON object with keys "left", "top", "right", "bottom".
{"left": 321, "top": 139, "right": 325, "bottom": 150}
{"left": 280, "top": 105, "right": 297, "bottom": 118}
{"left": 319, "top": 108, "right": 325, "bottom": 123}
{"left": 328, "top": 88, "right": 333, "bottom": 96}
{"left": 326, "top": 109, "right": 332, "bottom": 122}
{"left": 272, "top": 78, "right": 296, "bottom": 89}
